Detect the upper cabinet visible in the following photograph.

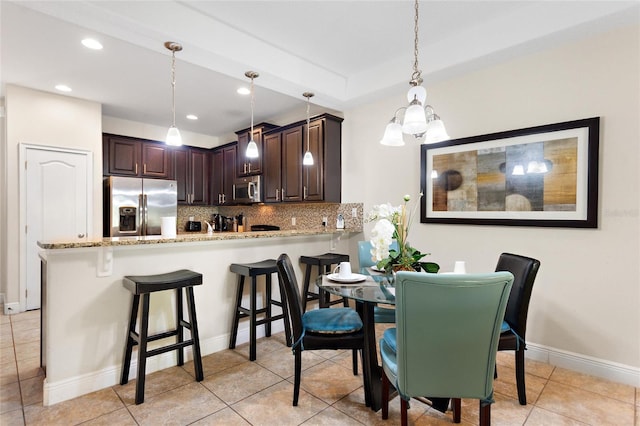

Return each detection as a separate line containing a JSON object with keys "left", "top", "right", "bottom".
{"left": 236, "top": 123, "right": 277, "bottom": 177}
{"left": 211, "top": 142, "right": 237, "bottom": 206}
{"left": 173, "top": 146, "right": 210, "bottom": 205}
{"left": 261, "top": 114, "right": 342, "bottom": 203}
{"left": 304, "top": 114, "right": 342, "bottom": 202}
{"left": 103, "top": 133, "right": 171, "bottom": 178}
{"left": 263, "top": 125, "right": 304, "bottom": 203}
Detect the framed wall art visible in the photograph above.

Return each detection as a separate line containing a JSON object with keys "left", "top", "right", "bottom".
{"left": 420, "top": 117, "right": 600, "bottom": 228}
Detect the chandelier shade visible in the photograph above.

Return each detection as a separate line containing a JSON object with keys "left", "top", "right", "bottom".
{"left": 380, "top": 119, "right": 405, "bottom": 146}
{"left": 402, "top": 101, "right": 428, "bottom": 135}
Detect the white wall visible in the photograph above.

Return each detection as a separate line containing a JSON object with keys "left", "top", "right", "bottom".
{"left": 343, "top": 25, "right": 640, "bottom": 373}
{"left": 3, "top": 85, "right": 103, "bottom": 305}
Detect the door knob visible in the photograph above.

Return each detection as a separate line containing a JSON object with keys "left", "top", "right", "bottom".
{"left": 78, "top": 233, "right": 85, "bottom": 238}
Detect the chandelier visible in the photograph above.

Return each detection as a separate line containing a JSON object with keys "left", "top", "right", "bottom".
{"left": 380, "top": 0, "right": 449, "bottom": 146}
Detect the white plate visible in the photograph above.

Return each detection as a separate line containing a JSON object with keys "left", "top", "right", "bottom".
{"left": 327, "top": 273, "right": 367, "bottom": 283}
{"left": 370, "top": 265, "right": 386, "bottom": 273}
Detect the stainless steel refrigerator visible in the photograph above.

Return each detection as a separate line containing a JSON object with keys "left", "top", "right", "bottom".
{"left": 103, "top": 176, "right": 177, "bottom": 237}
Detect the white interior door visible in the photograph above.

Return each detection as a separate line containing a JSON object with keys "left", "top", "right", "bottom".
{"left": 24, "top": 146, "right": 91, "bottom": 310}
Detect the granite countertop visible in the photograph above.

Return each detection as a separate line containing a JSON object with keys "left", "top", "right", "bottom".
{"left": 37, "top": 228, "right": 360, "bottom": 250}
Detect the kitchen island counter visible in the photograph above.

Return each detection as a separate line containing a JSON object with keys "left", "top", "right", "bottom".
{"left": 37, "top": 228, "right": 358, "bottom": 250}
{"left": 37, "top": 226, "right": 362, "bottom": 406}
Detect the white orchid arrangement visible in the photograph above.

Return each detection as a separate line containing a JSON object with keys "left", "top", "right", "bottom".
{"left": 366, "top": 194, "right": 439, "bottom": 273}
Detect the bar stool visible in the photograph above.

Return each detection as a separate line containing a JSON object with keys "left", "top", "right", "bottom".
{"left": 299, "top": 253, "right": 350, "bottom": 312}
{"left": 120, "top": 269, "right": 204, "bottom": 405}
{"left": 229, "top": 259, "right": 292, "bottom": 361}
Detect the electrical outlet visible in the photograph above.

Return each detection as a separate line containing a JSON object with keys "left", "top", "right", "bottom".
{"left": 352, "top": 208, "right": 358, "bottom": 218}
{"left": 4, "top": 302, "right": 19, "bottom": 315}
{"left": 291, "top": 217, "right": 296, "bottom": 226}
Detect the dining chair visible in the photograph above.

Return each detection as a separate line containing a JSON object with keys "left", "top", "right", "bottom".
{"left": 276, "top": 253, "right": 365, "bottom": 406}
{"left": 357, "top": 240, "right": 398, "bottom": 323}
{"left": 380, "top": 271, "right": 514, "bottom": 426}
{"left": 494, "top": 252, "right": 541, "bottom": 405}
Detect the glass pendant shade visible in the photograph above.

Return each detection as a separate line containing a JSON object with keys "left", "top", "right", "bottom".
{"left": 380, "top": 121, "right": 405, "bottom": 146}
{"left": 402, "top": 102, "right": 428, "bottom": 135}
{"left": 246, "top": 140, "right": 259, "bottom": 158}
{"left": 166, "top": 126, "right": 183, "bottom": 146}
{"left": 424, "top": 119, "right": 450, "bottom": 144}
{"left": 302, "top": 150, "right": 314, "bottom": 165}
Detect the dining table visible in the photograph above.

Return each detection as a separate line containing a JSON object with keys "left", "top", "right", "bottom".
{"left": 316, "top": 269, "right": 394, "bottom": 411}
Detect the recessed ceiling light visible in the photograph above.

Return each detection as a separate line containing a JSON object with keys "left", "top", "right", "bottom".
{"left": 55, "top": 84, "right": 72, "bottom": 92}
{"left": 81, "top": 38, "right": 103, "bottom": 50}
{"left": 186, "top": 114, "right": 198, "bottom": 120}
{"left": 237, "top": 87, "right": 250, "bottom": 95}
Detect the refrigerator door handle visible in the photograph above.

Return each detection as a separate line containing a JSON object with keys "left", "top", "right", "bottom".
{"left": 138, "top": 194, "right": 143, "bottom": 236}
{"left": 142, "top": 194, "right": 148, "bottom": 235}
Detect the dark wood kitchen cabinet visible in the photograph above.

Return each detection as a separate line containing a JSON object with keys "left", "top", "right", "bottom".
{"left": 303, "top": 114, "right": 342, "bottom": 202}
{"left": 263, "top": 125, "right": 304, "bottom": 203}
{"left": 211, "top": 142, "right": 237, "bottom": 205}
{"left": 261, "top": 113, "right": 342, "bottom": 203}
{"left": 173, "top": 146, "right": 210, "bottom": 205}
{"left": 236, "top": 123, "right": 277, "bottom": 177}
{"left": 103, "top": 134, "right": 171, "bottom": 178}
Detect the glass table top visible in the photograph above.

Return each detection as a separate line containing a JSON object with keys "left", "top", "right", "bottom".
{"left": 316, "top": 271, "right": 396, "bottom": 305}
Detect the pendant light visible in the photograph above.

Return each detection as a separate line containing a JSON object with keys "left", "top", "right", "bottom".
{"left": 380, "top": 0, "right": 449, "bottom": 146}
{"left": 164, "top": 41, "right": 183, "bottom": 146}
{"left": 302, "top": 92, "right": 314, "bottom": 166}
{"left": 245, "top": 71, "right": 260, "bottom": 158}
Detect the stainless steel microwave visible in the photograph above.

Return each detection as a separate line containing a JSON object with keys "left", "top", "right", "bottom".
{"left": 233, "top": 175, "right": 261, "bottom": 204}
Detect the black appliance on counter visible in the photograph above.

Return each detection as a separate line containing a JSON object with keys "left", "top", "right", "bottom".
{"left": 212, "top": 214, "right": 235, "bottom": 232}
{"left": 250, "top": 225, "right": 280, "bottom": 231}
{"left": 185, "top": 221, "right": 201, "bottom": 232}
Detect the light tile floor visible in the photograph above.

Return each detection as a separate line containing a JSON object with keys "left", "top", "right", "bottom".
{"left": 1, "top": 309, "right": 638, "bottom": 425}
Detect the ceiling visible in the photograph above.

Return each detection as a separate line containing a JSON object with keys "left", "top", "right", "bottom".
{"left": 2, "top": 1, "right": 638, "bottom": 140}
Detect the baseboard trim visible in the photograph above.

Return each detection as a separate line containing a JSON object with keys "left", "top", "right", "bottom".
{"left": 43, "top": 323, "right": 287, "bottom": 406}
{"left": 526, "top": 342, "right": 640, "bottom": 387}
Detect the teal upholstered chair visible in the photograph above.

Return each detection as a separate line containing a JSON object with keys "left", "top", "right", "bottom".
{"left": 357, "top": 240, "right": 399, "bottom": 323}
{"left": 380, "top": 271, "right": 514, "bottom": 426}
{"left": 276, "top": 254, "right": 364, "bottom": 406}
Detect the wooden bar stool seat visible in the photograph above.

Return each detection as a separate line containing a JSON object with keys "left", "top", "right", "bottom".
{"left": 229, "top": 259, "right": 292, "bottom": 361}
{"left": 299, "top": 253, "right": 350, "bottom": 312}
{"left": 120, "top": 269, "right": 204, "bottom": 405}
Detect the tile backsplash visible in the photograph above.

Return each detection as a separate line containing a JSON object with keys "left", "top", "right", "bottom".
{"left": 177, "top": 203, "right": 363, "bottom": 234}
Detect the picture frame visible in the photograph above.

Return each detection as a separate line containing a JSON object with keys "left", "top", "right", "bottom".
{"left": 420, "top": 117, "right": 600, "bottom": 228}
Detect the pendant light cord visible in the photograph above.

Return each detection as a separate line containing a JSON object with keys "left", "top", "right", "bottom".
{"left": 306, "top": 96, "right": 311, "bottom": 151}
{"left": 250, "top": 76, "right": 255, "bottom": 135}
{"left": 171, "top": 49, "right": 177, "bottom": 127}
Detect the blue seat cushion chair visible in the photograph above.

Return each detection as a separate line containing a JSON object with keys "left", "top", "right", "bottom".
{"left": 495, "top": 252, "right": 541, "bottom": 405}
{"left": 302, "top": 307, "right": 363, "bottom": 335}
{"left": 276, "top": 253, "right": 365, "bottom": 406}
